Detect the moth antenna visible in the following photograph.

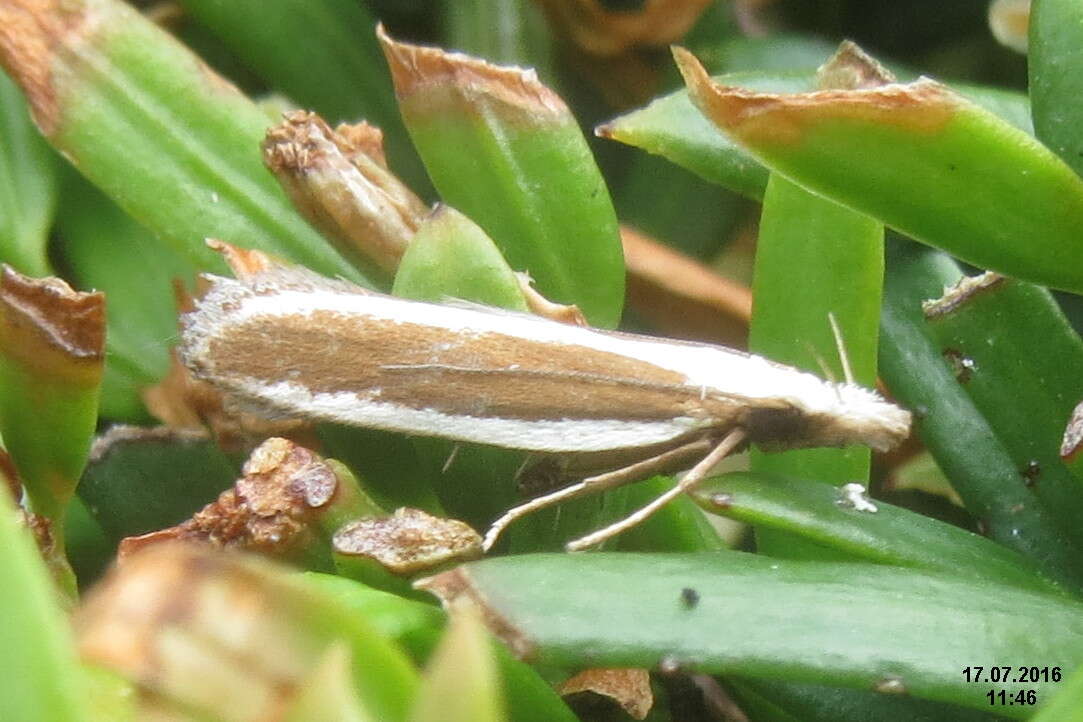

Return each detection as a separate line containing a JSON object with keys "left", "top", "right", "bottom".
{"left": 442, "top": 443, "right": 461, "bottom": 473}
{"left": 828, "top": 312, "right": 855, "bottom": 386}
{"left": 807, "top": 341, "right": 837, "bottom": 385}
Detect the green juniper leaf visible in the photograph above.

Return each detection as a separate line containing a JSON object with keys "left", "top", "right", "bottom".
{"left": 56, "top": 174, "right": 197, "bottom": 423}
{"left": 1030, "top": 663, "right": 1083, "bottom": 721}
{"left": 77, "top": 427, "right": 235, "bottom": 549}
{"left": 729, "top": 677, "right": 1005, "bottom": 722}
{"left": 1030, "top": 0, "right": 1083, "bottom": 176}
{"left": 0, "top": 70, "right": 56, "bottom": 277}
{"left": 179, "top": 0, "right": 429, "bottom": 192}
{"left": 0, "top": 267, "right": 103, "bottom": 524}
{"left": 599, "top": 68, "right": 1030, "bottom": 202}
{"left": 879, "top": 240, "right": 1083, "bottom": 589}
{"left": 0, "top": 0, "right": 368, "bottom": 284}
{"left": 380, "top": 29, "right": 624, "bottom": 328}
{"left": 676, "top": 49, "right": 1083, "bottom": 294}
{"left": 693, "top": 471, "right": 1064, "bottom": 595}
{"left": 749, "top": 174, "right": 882, "bottom": 488}
{"left": 0, "top": 493, "right": 85, "bottom": 722}
{"left": 302, "top": 572, "right": 579, "bottom": 722}
{"left": 419, "top": 552, "right": 1083, "bottom": 719}
{"left": 924, "top": 274, "right": 1083, "bottom": 563}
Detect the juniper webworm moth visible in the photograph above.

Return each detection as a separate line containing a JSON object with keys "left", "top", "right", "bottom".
{"left": 180, "top": 265, "right": 910, "bottom": 551}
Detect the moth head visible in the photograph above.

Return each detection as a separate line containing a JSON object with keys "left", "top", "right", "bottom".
{"left": 804, "top": 383, "right": 911, "bottom": 452}
{"left": 743, "top": 383, "right": 910, "bottom": 453}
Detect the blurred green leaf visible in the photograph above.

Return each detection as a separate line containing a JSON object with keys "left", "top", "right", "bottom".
{"left": 381, "top": 30, "right": 625, "bottom": 327}
{"left": 614, "top": 150, "right": 745, "bottom": 261}
{"left": 1031, "top": 663, "right": 1083, "bottom": 721}
{"left": 1029, "top": 0, "right": 1083, "bottom": 176}
{"left": 79, "top": 666, "right": 135, "bottom": 722}
{"left": 64, "top": 496, "right": 112, "bottom": 587}
{"left": 283, "top": 644, "right": 375, "bottom": 722}
{"left": 693, "top": 471, "right": 1064, "bottom": 594}
{"left": 0, "top": 70, "right": 56, "bottom": 277}
{"left": 690, "top": 33, "right": 838, "bottom": 74}
{"left": 0, "top": 493, "right": 84, "bottom": 722}
{"left": 443, "top": 0, "right": 554, "bottom": 82}
{"left": 302, "top": 572, "right": 579, "bottom": 722}
{"left": 410, "top": 610, "right": 506, "bottom": 722}
{"left": 421, "top": 552, "right": 1083, "bottom": 718}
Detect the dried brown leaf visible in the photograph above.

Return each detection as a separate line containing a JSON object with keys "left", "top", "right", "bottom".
{"left": 559, "top": 667, "right": 653, "bottom": 719}
{"left": 621, "top": 226, "right": 751, "bottom": 346}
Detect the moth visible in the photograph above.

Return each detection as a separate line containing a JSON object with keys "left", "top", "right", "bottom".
{"left": 181, "top": 265, "right": 911, "bottom": 551}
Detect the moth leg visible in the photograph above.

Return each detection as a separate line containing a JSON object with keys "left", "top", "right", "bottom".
{"left": 482, "top": 437, "right": 715, "bottom": 552}
{"left": 565, "top": 428, "right": 747, "bottom": 552}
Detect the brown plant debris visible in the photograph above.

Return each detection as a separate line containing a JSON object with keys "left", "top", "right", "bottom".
{"left": 205, "top": 238, "right": 281, "bottom": 279}
{"left": 377, "top": 24, "right": 568, "bottom": 121}
{"left": 0, "top": 264, "right": 104, "bottom": 382}
{"left": 515, "top": 273, "right": 588, "bottom": 326}
{"left": 87, "top": 425, "right": 211, "bottom": 465}
{"left": 674, "top": 46, "right": 958, "bottom": 147}
{"left": 118, "top": 438, "right": 341, "bottom": 559}
{"left": 560, "top": 667, "right": 654, "bottom": 720}
{"left": 263, "top": 110, "right": 427, "bottom": 274}
{"left": 415, "top": 566, "right": 536, "bottom": 659}
{"left": 77, "top": 543, "right": 326, "bottom": 720}
{"left": 333, "top": 120, "right": 388, "bottom": 168}
{"left": 989, "top": 0, "right": 1030, "bottom": 54}
{"left": 143, "top": 347, "right": 310, "bottom": 452}
{"left": 0, "top": 448, "right": 21, "bottom": 500}
{"left": 0, "top": 0, "right": 91, "bottom": 134}
{"left": 536, "top": 0, "right": 713, "bottom": 56}
{"left": 332, "top": 507, "right": 482, "bottom": 576}
{"left": 922, "top": 272, "right": 1005, "bottom": 319}
{"left": 816, "top": 40, "right": 895, "bottom": 91}
{"left": 621, "top": 225, "right": 751, "bottom": 347}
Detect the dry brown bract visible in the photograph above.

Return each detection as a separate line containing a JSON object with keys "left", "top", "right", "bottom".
{"left": 118, "top": 438, "right": 340, "bottom": 559}
{"left": 0, "top": 264, "right": 104, "bottom": 382}
{"left": 559, "top": 667, "right": 654, "bottom": 720}
{"left": 377, "top": 23, "right": 568, "bottom": 121}
{"left": 415, "top": 566, "right": 536, "bottom": 659}
{"left": 332, "top": 507, "right": 482, "bottom": 575}
{"left": 674, "top": 46, "right": 958, "bottom": 147}
{"left": 536, "top": 0, "right": 713, "bottom": 56}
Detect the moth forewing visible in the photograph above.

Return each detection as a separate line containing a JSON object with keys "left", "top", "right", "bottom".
{"left": 181, "top": 266, "right": 911, "bottom": 550}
